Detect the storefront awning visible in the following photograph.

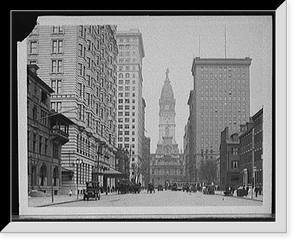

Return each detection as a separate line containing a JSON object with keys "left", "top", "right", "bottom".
{"left": 103, "top": 169, "right": 127, "bottom": 178}
{"left": 61, "top": 167, "right": 74, "bottom": 174}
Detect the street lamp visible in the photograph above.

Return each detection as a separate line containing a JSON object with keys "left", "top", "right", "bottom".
{"left": 74, "top": 158, "right": 82, "bottom": 199}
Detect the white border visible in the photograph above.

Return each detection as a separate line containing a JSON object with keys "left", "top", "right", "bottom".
{"left": 5, "top": 3, "right": 287, "bottom": 232}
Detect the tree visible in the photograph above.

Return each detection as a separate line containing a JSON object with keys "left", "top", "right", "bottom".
{"left": 199, "top": 159, "right": 218, "bottom": 185}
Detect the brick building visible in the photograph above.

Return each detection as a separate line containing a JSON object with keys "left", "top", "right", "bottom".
{"left": 219, "top": 127, "right": 240, "bottom": 190}
{"left": 27, "top": 64, "right": 73, "bottom": 196}
{"left": 239, "top": 108, "right": 263, "bottom": 189}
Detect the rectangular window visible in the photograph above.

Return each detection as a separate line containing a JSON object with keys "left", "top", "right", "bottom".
{"left": 44, "top": 138, "right": 48, "bottom": 156}
{"left": 53, "top": 143, "right": 59, "bottom": 158}
{"left": 32, "top": 133, "right": 37, "bottom": 153}
{"left": 232, "top": 147, "right": 239, "bottom": 155}
{"left": 52, "top": 40, "right": 63, "bottom": 53}
{"left": 52, "top": 59, "right": 63, "bottom": 73}
{"left": 51, "top": 79, "right": 62, "bottom": 94}
{"left": 29, "top": 41, "right": 37, "bottom": 54}
{"left": 53, "top": 26, "right": 64, "bottom": 34}
{"left": 39, "top": 136, "right": 43, "bottom": 154}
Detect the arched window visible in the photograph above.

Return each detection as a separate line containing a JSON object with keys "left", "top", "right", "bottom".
{"left": 39, "top": 164, "right": 47, "bottom": 186}
{"left": 125, "top": 73, "right": 130, "bottom": 78}
{"left": 119, "top": 73, "right": 123, "bottom": 78}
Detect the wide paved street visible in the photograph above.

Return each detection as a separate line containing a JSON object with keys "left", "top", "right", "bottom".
{"left": 51, "top": 189, "right": 262, "bottom": 207}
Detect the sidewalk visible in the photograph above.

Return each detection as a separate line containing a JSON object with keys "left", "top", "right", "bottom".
{"left": 28, "top": 192, "right": 119, "bottom": 207}
{"left": 214, "top": 190, "right": 263, "bottom": 202}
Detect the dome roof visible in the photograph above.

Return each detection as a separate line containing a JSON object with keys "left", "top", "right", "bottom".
{"left": 160, "top": 69, "right": 174, "bottom": 100}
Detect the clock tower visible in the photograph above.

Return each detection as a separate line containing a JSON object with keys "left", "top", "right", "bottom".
{"left": 150, "top": 69, "right": 184, "bottom": 187}
{"left": 156, "top": 68, "right": 178, "bottom": 155}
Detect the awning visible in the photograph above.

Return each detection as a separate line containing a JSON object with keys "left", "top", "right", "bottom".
{"left": 103, "top": 169, "right": 127, "bottom": 178}
{"left": 61, "top": 167, "right": 74, "bottom": 174}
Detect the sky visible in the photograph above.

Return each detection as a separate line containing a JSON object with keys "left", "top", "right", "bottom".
{"left": 38, "top": 15, "right": 273, "bottom": 153}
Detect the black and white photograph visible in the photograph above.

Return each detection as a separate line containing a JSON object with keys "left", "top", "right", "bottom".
{"left": 7, "top": 4, "right": 289, "bottom": 234}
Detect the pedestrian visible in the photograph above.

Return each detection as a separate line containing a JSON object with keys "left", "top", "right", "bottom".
{"left": 259, "top": 184, "right": 262, "bottom": 196}
{"left": 255, "top": 185, "right": 259, "bottom": 197}
{"left": 68, "top": 189, "right": 72, "bottom": 197}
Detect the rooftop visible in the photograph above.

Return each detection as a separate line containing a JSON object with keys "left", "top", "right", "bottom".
{"left": 191, "top": 57, "right": 252, "bottom": 75}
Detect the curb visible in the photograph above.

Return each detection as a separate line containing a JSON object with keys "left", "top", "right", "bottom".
{"left": 215, "top": 193, "right": 263, "bottom": 202}
{"left": 37, "top": 198, "right": 84, "bottom": 207}
{"left": 36, "top": 192, "right": 121, "bottom": 207}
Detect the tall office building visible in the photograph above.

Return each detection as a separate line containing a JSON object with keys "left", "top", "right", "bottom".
{"left": 27, "top": 24, "right": 118, "bottom": 194}
{"left": 189, "top": 57, "right": 251, "bottom": 182}
{"left": 116, "top": 29, "right": 145, "bottom": 183}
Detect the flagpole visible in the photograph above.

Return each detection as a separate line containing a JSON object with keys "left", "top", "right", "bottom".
{"left": 225, "top": 25, "right": 227, "bottom": 59}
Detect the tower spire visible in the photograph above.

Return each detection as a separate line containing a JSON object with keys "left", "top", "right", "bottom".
{"left": 165, "top": 68, "right": 170, "bottom": 81}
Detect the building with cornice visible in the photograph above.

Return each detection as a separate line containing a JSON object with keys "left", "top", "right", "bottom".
{"left": 116, "top": 29, "right": 145, "bottom": 184}
{"left": 188, "top": 57, "right": 251, "bottom": 183}
{"left": 27, "top": 24, "right": 119, "bottom": 195}
{"left": 150, "top": 69, "right": 184, "bottom": 188}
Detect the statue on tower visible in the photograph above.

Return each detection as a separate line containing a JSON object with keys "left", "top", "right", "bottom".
{"left": 165, "top": 68, "right": 170, "bottom": 81}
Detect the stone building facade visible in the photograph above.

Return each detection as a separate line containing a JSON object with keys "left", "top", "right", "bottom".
{"left": 27, "top": 23, "right": 119, "bottom": 194}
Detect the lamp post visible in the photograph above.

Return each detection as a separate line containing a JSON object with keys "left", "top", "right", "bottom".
{"left": 74, "top": 158, "right": 81, "bottom": 199}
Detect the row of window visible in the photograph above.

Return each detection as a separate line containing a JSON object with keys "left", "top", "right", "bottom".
{"left": 78, "top": 42, "right": 116, "bottom": 73}
{"left": 200, "top": 90, "right": 247, "bottom": 96}
{"left": 200, "top": 66, "right": 247, "bottom": 73}
{"left": 200, "top": 113, "right": 247, "bottom": 119}
{"left": 118, "top": 37, "right": 139, "bottom": 43}
{"left": 118, "top": 58, "right": 138, "bottom": 64}
{"left": 119, "top": 51, "right": 137, "bottom": 57}
{"left": 200, "top": 108, "right": 247, "bottom": 113}
{"left": 200, "top": 96, "right": 247, "bottom": 101}
{"left": 78, "top": 104, "right": 115, "bottom": 130}
{"left": 118, "top": 124, "right": 135, "bottom": 129}
{"left": 199, "top": 101, "right": 247, "bottom": 107}
{"left": 200, "top": 72, "right": 246, "bottom": 79}
{"left": 118, "top": 98, "right": 136, "bottom": 104}
{"left": 79, "top": 25, "right": 117, "bottom": 54}
{"left": 29, "top": 25, "right": 64, "bottom": 37}
{"left": 118, "top": 111, "right": 135, "bottom": 117}
{"left": 118, "top": 65, "right": 138, "bottom": 72}
{"left": 118, "top": 72, "right": 135, "bottom": 78}
{"left": 117, "top": 143, "right": 134, "bottom": 151}
{"left": 118, "top": 136, "right": 136, "bottom": 142}
{"left": 118, "top": 92, "right": 136, "bottom": 98}
{"left": 29, "top": 39, "right": 63, "bottom": 55}
{"left": 151, "top": 169, "right": 184, "bottom": 175}
{"left": 118, "top": 130, "right": 135, "bottom": 135}
{"left": 118, "top": 117, "right": 135, "bottom": 123}
{"left": 28, "top": 131, "right": 59, "bottom": 159}
{"left": 118, "top": 85, "right": 136, "bottom": 92}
